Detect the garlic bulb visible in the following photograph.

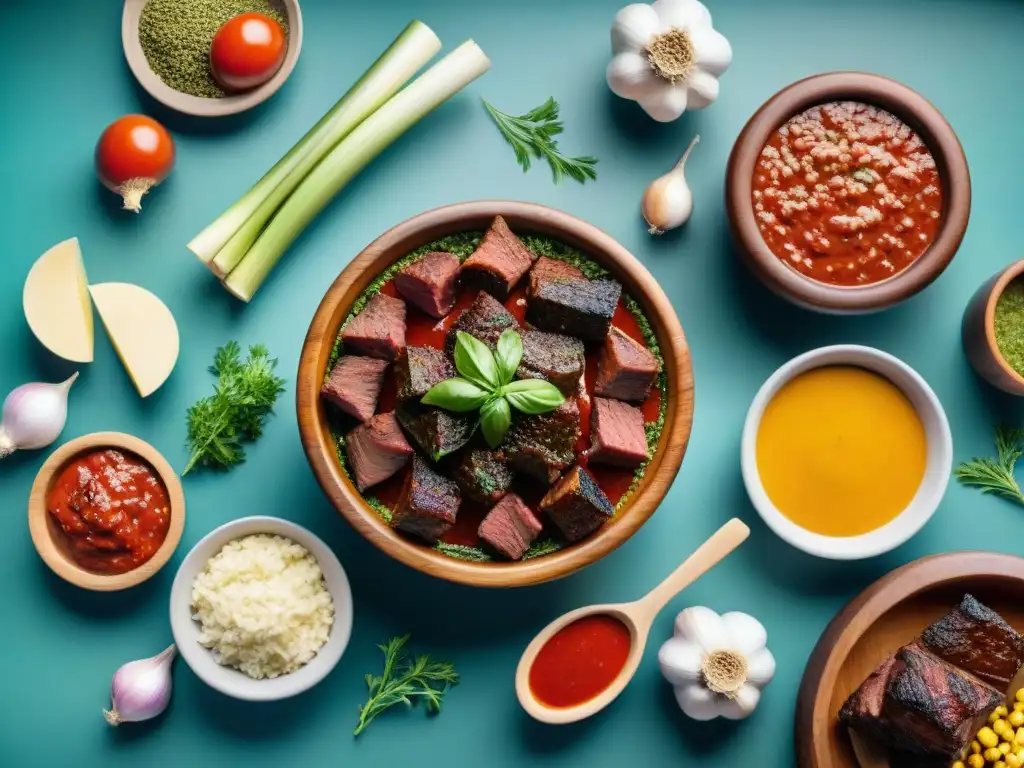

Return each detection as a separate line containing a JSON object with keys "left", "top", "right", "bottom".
{"left": 642, "top": 134, "right": 698, "bottom": 234}
{"left": 658, "top": 607, "right": 775, "bottom": 720}
{"left": 606, "top": 0, "right": 732, "bottom": 123}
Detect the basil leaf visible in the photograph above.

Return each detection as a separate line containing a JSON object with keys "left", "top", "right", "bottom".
{"left": 480, "top": 396, "right": 511, "bottom": 448}
{"left": 421, "top": 378, "right": 491, "bottom": 412}
{"left": 495, "top": 329, "right": 523, "bottom": 386}
{"left": 454, "top": 331, "right": 499, "bottom": 391}
{"left": 503, "top": 381, "right": 565, "bottom": 415}
{"left": 501, "top": 378, "right": 561, "bottom": 394}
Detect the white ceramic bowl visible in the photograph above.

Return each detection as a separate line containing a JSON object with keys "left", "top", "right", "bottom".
{"left": 741, "top": 345, "right": 952, "bottom": 560}
{"left": 170, "top": 516, "right": 352, "bottom": 701}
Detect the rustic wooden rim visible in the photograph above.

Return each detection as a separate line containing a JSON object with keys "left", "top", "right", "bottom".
{"left": 982, "top": 258, "right": 1024, "bottom": 389}
{"left": 795, "top": 552, "right": 1024, "bottom": 767}
{"left": 297, "top": 201, "right": 694, "bottom": 588}
{"left": 726, "top": 72, "right": 971, "bottom": 313}
{"left": 28, "top": 432, "right": 185, "bottom": 591}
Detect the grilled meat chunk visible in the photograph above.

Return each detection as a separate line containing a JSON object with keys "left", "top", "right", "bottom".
{"left": 594, "top": 326, "right": 661, "bottom": 402}
{"left": 345, "top": 412, "right": 413, "bottom": 491}
{"left": 394, "top": 251, "right": 461, "bottom": 318}
{"left": 341, "top": 293, "right": 407, "bottom": 361}
{"left": 504, "top": 399, "right": 581, "bottom": 484}
{"left": 454, "top": 449, "right": 512, "bottom": 505}
{"left": 540, "top": 465, "right": 614, "bottom": 542}
{"left": 395, "top": 402, "right": 474, "bottom": 461}
{"left": 839, "top": 655, "right": 901, "bottom": 747}
{"left": 395, "top": 347, "right": 455, "bottom": 402}
{"left": 527, "top": 276, "right": 621, "bottom": 342}
{"left": 515, "top": 329, "right": 585, "bottom": 394}
{"left": 392, "top": 455, "right": 460, "bottom": 543}
{"left": 321, "top": 355, "right": 388, "bottom": 423}
{"left": 528, "top": 256, "right": 582, "bottom": 297}
{"left": 460, "top": 215, "right": 535, "bottom": 299}
{"left": 477, "top": 493, "right": 543, "bottom": 560}
{"left": 589, "top": 397, "right": 647, "bottom": 469}
{"left": 445, "top": 291, "right": 518, "bottom": 357}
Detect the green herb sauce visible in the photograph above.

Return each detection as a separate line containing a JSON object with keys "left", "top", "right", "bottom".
{"left": 996, "top": 278, "right": 1024, "bottom": 377}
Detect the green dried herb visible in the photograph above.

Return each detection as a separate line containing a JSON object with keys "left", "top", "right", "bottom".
{"left": 995, "top": 279, "right": 1024, "bottom": 377}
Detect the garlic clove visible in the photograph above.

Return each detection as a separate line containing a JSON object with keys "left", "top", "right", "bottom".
{"left": 685, "top": 69, "right": 720, "bottom": 110}
{"left": 658, "top": 637, "right": 704, "bottom": 685}
{"left": 607, "top": 52, "right": 662, "bottom": 101}
{"left": 674, "top": 682, "right": 721, "bottom": 721}
{"left": 652, "top": 0, "right": 710, "bottom": 32}
{"left": 675, "top": 606, "right": 728, "bottom": 653}
{"left": 638, "top": 83, "right": 689, "bottom": 123}
{"left": 689, "top": 24, "right": 733, "bottom": 77}
{"left": 720, "top": 611, "right": 768, "bottom": 656}
{"left": 718, "top": 684, "right": 761, "bottom": 720}
{"left": 745, "top": 647, "right": 777, "bottom": 687}
{"left": 611, "top": 3, "right": 661, "bottom": 53}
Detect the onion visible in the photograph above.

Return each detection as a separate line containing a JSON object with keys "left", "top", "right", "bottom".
{"left": 0, "top": 372, "right": 78, "bottom": 460}
{"left": 104, "top": 645, "right": 176, "bottom": 726}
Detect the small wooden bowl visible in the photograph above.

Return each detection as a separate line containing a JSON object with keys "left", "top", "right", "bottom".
{"left": 121, "top": 0, "right": 302, "bottom": 117}
{"left": 726, "top": 72, "right": 971, "bottom": 314}
{"left": 297, "top": 201, "right": 694, "bottom": 588}
{"left": 962, "top": 258, "right": 1024, "bottom": 395}
{"left": 28, "top": 432, "right": 185, "bottom": 591}
{"left": 795, "top": 552, "right": 1024, "bottom": 767}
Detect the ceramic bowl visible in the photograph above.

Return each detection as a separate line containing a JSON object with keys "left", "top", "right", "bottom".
{"left": 169, "top": 516, "right": 352, "bottom": 701}
{"left": 28, "top": 432, "right": 185, "bottom": 591}
{"left": 741, "top": 345, "right": 952, "bottom": 559}
{"left": 962, "top": 258, "right": 1024, "bottom": 395}
{"left": 121, "top": 0, "right": 303, "bottom": 117}
{"left": 725, "top": 72, "right": 971, "bottom": 314}
{"left": 297, "top": 200, "right": 695, "bottom": 588}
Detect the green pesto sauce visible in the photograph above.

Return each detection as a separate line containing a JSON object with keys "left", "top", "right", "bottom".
{"left": 328, "top": 231, "right": 669, "bottom": 563}
{"left": 996, "top": 278, "right": 1024, "bottom": 377}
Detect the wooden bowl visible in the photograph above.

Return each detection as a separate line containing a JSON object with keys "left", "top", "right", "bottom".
{"left": 726, "top": 72, "right": 971, "bottom": 314}
{"left": 297, "top": 201, "right": 694, "bottom": 588}
{"left": 121, "top": 0, "right": 302, "bottom": 117}
{"left": 962, "top": 258, "right": 1024, "bottom": 395}
{"left": 795, "top": 552, "right": 1024, "bottom": 767}
{"left": 28, "top": 432, "right": 185, "bottom": 591}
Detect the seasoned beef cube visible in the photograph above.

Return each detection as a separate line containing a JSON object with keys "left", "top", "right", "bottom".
{"left": 590, "top": 398, "right": 647, "bottom": 469}
{"left": 840, "top": 655, "right": 901, "bottom": 747}
{"left": 392, "top": 455, "right": 460, "bottom": 543}
{"left": 528, "top": 256, "right": 582, "bottom": 297}
{"left": 345, "top": 412, "right": 413, "bottom": 491}
{"left": 594, "top": 327, "right": 661, "bottom": 402}
{"left": 395, "top": 402, "right": 474, "bottom": 461}
{"left": 527, "top": 276, "right": 621, "bottom": 342}
{"left": 445, "top": 291, "right": 518, "bottom": 356}
{"left": 454, "top": 449, "right": 512, "bottom": 505}
{"left": 504, "top": 399, "right": 581, "bottom": 484}
{"left": 460, "top": 215, "right": 535, "bottom": 299}
{"left": 478, "top": 493, "right": 543, "bottom": 560}
{"left": 395, "top": 347, "right": 455, "bottom": 402}
{"left": 920, "top": 594, "right": 1024, "bottom": 689}
{"left": 540, "top": 465, "right": 614, "bottom": 542}
{"left": 516, "top": 329, "right": 585, "bottom": 394}
{"left": 394, "top": 251, "right": 461, "bottom": 318}
{"left": 321, "top": 355, "right": 388, "bottom": 423}
{"left": 341, "top": 293, "right": 407, "bottom": 361}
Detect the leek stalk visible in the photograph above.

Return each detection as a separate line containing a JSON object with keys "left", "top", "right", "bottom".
{"left": 224, "top": 41, "right": 491, "bottom": 302}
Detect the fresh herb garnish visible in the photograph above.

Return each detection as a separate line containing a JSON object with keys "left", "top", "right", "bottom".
{"left": 183, "top": 341, "right": 286, "bottom": 475}
{"left": 482, "top": 97, "right": 598, "bottom": 185}
{"left": 354, "top": 635, "right": 459, "bottom": 736}
{"left": 954, "top": 425, "right": 1024, "bottom": 506}
{"left": 422, "top": 330, "right": 564, "bottom": 448}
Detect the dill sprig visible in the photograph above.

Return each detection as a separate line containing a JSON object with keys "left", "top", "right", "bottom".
{"left": 354, "top": 635, "right": 459, "bottom": 736}
{"left": 954, "top": 425, "right": 1024, "bottom": 506}
{"left": 482, "top": 97, "right": 598, "bottom": 185}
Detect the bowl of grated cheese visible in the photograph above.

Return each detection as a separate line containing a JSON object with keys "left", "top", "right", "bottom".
{"left": 169, "top": 516, "right": 352, "bottom": 701}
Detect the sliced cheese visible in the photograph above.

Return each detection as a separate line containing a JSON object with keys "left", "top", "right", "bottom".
{"left": 23, "top": 237, "right": 94, "bottom": 362}
{"left": 89, "top": 283, "right": 179, "bottom": 397}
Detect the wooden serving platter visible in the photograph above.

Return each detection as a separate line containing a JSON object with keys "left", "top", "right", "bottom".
{"left": 796, "top": 552, "right": 1024, "bottom": 767}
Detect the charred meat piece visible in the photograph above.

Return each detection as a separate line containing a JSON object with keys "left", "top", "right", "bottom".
{"left": 341, "top": 293, "right": 407, "bottom": 361}
{"left": 394, "top": 251, "right": 461, "bottom": 318}
{"left": 445, "top": 291, "right": 519, "bottom": 356}
{"left": 540, "top": 465, "right": 614, "bottom": 542}
{"left": 920, "top": 594, "right": 1024, "bottom": 690}
{"left": 594, "top": 327, "right": 661, "bottom": 402}
{"left": 395, "top": 402, "right": 474, "bottom": 461}
{"left": 395, "top": 347, "right": 455, "bottom": 402}
{"left": 321, "top": 355, "right": 388, "bottom": 423}
{"left": 839, "top": 655, "right": 901, "bottom": 747}
{"left": 528, "top": 256, "right": 583, "bottom": 297}
{"left": 460, "top": 215, "right": 535, "bottom": 299}
{"left": 478, "top": 493, "right": 543, "bottom": 560}
{"left": 344, "top": 412, "right": 413, "bottom": 491}
{"left": 516, "top": 329, "right": 585, "bottom": 394}
{"left": 454, "top": 449, "right": 512, "bottom": 505}
{"left": 504, "top": 399, "right": 581, "bottom": 484}
{"left": 527, "top": 276, "right": 621, "bottom": 342}
{"left": 589, "top": 398, "right": 648, "bottom": 469}
{"left": 392, "top": 455, "right": 460, "bottom": 543}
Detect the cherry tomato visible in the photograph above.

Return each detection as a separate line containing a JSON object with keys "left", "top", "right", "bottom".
{"left": 210, "top": 13, "right": 287, "bottom": 92}
{"left": 94, "top": 115, "right": 175, "bottom": 213}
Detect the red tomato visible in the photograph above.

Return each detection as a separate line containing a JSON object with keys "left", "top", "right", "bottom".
{"left": 210, "top": 13, "right": 287, "bottom": 92}
{"left": 94, "top": 115, "right": 175, "bottom": 213}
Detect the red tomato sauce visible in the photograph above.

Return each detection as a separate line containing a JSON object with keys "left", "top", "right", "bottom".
{"left": 529, "top": 614, "right": 633, "bottom": 708}
{"left": 47, "top": 449, "right": 171, "bottom": 575}
{"left": 752, "top": 101, "right": 943, "bottom": 286}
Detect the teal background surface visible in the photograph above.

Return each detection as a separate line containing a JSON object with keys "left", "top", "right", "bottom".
{"left": 3, "top": 0, "right": 1024, "bottom": 765}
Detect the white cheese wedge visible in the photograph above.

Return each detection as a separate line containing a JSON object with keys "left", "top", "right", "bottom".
{"left": 89, "top": 283, "right": 179, "bottom": 397}
{"left": 23, "top": 238, "right": 94, "bottom": 362}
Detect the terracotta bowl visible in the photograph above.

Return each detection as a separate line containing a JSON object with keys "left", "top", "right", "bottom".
{"left": 962, "top": 258, "right": 1024, "bottom": 395}
{"left": 28, "top": 432, "right": 185, "bottom": 591}
{"left": 297, "top": 201, "right": 694, "bottom": 588}
{"left": 726, "top": 72, "right": 971, "bottom": 314}
{"left": 795, "top": 552, "right": 1024, "bottom": 767}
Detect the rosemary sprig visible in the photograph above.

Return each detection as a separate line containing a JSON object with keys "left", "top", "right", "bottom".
{"left": 953, "top": 425, "right": 1024, "bottom": 506}
{"left": 482, "top": 97, "right": 598, "bottom": 185}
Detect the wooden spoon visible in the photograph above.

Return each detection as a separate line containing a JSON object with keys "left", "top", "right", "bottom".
{"left": 515, "top": 518, "right": 750, "bottom": 724}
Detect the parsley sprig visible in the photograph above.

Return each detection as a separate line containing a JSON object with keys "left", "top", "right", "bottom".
{"left": 954, "top": 425, "right": 1024, "bottom": 506}
{"left": 183, "top": 341, "right": 286, "bottom": 475}
{"left": 354, "top": 635, "right": 459, "bottom": 736}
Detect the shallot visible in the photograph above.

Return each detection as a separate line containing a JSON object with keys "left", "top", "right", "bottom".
{"left": 104, "top": 645, "right": 176, "bottom": 726}
{"left": 0, "top": 373, "right": 78, "bottom": 460}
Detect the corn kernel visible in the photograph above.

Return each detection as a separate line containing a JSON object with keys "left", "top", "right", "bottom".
{"left": 1003, "top": 741, "right": 1014, "bottom": 755}
{"left": 981, "top": 727, "right": 1001, "bottom": 748}
{"left": 987, "top": 747, "right": 1005, "bottom": 762}
{"left": 974, "top": 740, "right": 984, "bottom": 754}
{"left": 996, "top": 719, "right": 1011, "bottom": 736}
{"left": 1011, "top": 711, "right": 1024, "bottom": 728}
{"left": 1006, "top": 756, "right": 1022, "bottom": 768}
{"left": 1016, "top": 688, "right": 1024, "bottom": 703}
{"left": 1016, "top": 728, "right": 1024, "bottom": 747}
{"left": 996, "top": 710, "right": 1006, "bottom": 724}
{"left": 997, "top": 761, "right": 1009, "bottom": 768}
{"left": 952, "top": 761, "right": 966, "bottom": 768}
{"left": 968, "top": 755, "right": 986, "bottom": 768}
{"left": 999, "top": 706, "right": 1012, "bottom": 717}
